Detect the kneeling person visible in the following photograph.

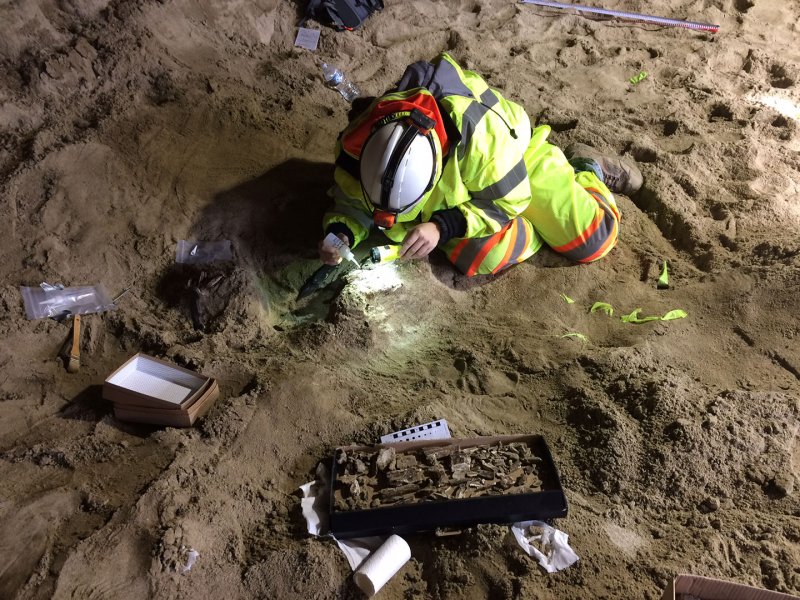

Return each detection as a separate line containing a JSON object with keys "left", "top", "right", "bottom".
{"left": 319, "top": 53, "right": 642, "bottom": 276}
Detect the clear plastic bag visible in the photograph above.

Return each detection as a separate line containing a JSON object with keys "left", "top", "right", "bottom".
{"left": 175, "top": 240, "right": 234, "bottom": 265}
{"left": 21, "top": 284, "right": 116, "bottom": 320}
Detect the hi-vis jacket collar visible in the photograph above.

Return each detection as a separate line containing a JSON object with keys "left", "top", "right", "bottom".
{"left": 341, "top": 90, "right": 450, "bottom": 161}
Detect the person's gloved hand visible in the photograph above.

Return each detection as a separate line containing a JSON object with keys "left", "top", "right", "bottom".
{"left": 401, "top": 222, "right": 440, "bottom": 260}
{"left": 319, "top": 233, "right": 348, "bottom": 265}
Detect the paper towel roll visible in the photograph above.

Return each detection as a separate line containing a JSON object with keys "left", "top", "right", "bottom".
{"left": 353, "top": 534, "right": 411, "bottom": 597}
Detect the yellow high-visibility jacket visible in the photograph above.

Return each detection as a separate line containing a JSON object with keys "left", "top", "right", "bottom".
{"left": 324, "top": 52, "right": 619, "bottom": 265}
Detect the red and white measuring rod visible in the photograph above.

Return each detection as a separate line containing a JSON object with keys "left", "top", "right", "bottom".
{"left": 520, "top": 0, "right": 720, "bottom": 33}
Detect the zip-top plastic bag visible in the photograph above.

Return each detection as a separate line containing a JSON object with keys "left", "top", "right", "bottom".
{"left": 21, "top": 283, "right": 116, "bottom": 320}
{"left": 175, "top": 240, "right": 234, "bottom": 265}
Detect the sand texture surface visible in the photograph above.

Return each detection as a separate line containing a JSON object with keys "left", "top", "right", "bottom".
{"left": 1, "top": 0, "right": 799, "bottom": 598}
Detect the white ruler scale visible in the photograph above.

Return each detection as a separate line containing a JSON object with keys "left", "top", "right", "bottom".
{"left": 380, "top": 420, "right": 452, "bottom": 444}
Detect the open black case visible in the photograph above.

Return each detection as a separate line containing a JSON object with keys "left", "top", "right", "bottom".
{"left": 328, "top": 434, "right": 568, "bottom": 539}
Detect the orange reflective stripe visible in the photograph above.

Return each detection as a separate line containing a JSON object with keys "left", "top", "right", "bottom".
{"left": 579, "top": 216, "right": 618, "bottom": 263}
{"left": 449, "top": 238, "right": 470, "bottom": 263}
{"left": 491, "top": 219, "right": 520, "bottom": 274}
{"left": 552, "top": 211, "right": 604, "bottom": 254}
{"left": 552, "top": 186, "right": 618, "bottom": 254}
{"left": 466, "top": 224, "right": 510, "bottom": 276}
{"left": 586, "top": 187, "right": 619, "bottom": 219}
{"left": 579, "top": 187, "right": 619, "bottom": 262}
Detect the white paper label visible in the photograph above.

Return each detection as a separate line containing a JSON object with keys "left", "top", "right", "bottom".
{"left": 380, "top": 420, "right": 452, "bottom": 444}
{"left": 294, "top": 28, "right": 320, "bottom": 51}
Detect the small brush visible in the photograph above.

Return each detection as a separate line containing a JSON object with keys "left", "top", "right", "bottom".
{"left": 66, "top": 314, "right": 82, "bottom": 373}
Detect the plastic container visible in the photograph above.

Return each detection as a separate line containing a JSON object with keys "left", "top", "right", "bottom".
{"left": 175, "top": 240, "right": 234, "bottom": 264}
{"left": 322, "top": 63, "right": 360, "bottom": 102}
{"left": 21, "top": 284, "right": 115, "bottom": 320}
{"left": 323, "top": 232, "right": 360, "bottom": 267}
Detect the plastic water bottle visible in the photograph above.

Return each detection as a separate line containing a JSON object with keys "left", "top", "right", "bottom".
{"left": 322, "top": 63, "right": 360, "bottom": 103}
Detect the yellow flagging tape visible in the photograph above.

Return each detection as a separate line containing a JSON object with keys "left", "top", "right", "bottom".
{"left": 657, "top": 260, "right": 669, "bottom": 289}
{"left": 588, "top": 301, "right": 688, "bottom": 324}
{"left": 561, "top": 332, "right": 588, "bottom": 343}
{"left": 590, "top": 301, "right": 614, "bottom": 316}
{"left": 561, "top": 293, "right": 575, "bottom": 304}
{"left": 661, "top": 309, "right": 687, "bottom": 320}
{"left": 620, "top": 308, "right": 688, "bottom": 324}
{"left": 559, "top": 305, "right": 685, "bottom": 343}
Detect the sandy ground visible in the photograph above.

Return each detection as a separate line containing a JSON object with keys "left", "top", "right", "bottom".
{"left": 1, "top": 0, "right": 800, "bottom": 598}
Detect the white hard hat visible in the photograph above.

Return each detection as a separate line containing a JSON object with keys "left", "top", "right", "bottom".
{"left": 360, "top": 110, "right": 440, "bottom": 224}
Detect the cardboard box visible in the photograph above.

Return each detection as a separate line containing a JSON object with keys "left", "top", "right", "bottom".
{"left": 103, "top": 353, "right": 219, "bottom": 427}
{"left": 328, "top": 434, "right": 568, "bottom": 539}
{"left": 662, "top": 575, "right": 798, "bottom": 600}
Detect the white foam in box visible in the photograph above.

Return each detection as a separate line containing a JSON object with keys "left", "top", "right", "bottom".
{"left": 104, "top": 353, "right": 220, "bottom": 427}
{"left": 106, "top": 355, "right": 202, "bottom": 406}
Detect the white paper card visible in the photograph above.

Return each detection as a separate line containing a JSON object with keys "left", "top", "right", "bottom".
{"left": 380, "top": 419, "right": 451, "bottom": 444}
{"left": 294, "top": 28, "right": 320, "bottom": 51}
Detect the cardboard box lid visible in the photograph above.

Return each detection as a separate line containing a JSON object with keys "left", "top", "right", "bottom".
{"left": 103, "top": 353, "right": 210, "bottom": 409}
{"left": 663, "top": 575, "right": 799, "bottom": 600}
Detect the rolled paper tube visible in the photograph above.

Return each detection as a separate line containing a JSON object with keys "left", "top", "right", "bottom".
{"left": 353, "top": 535, "right": 411, "bottom": 597}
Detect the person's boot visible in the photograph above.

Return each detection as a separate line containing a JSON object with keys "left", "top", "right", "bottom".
{"left": 565, "top": 143, "right": 643, "bottom": 196}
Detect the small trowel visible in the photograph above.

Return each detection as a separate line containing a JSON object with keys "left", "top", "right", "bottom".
{"left": 297, "top": 264, "right": 341, "bottom": 300}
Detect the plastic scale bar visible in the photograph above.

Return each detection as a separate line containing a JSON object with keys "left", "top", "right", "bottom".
{"left": 380, "top": 420, "right": 451, "bottom": 444}
{"left": 520, "top": 0, "right": 720, "bottom": 33}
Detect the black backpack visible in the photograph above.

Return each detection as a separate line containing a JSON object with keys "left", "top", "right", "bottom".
{"left": 305, "top": 0, "right": 384, "bottom": 30}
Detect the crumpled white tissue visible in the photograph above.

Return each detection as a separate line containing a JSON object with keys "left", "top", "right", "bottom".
{"left": 511, "top": 520, "right": 579, "bottom": 573}
{"left": 181, "top": 548, "right": 199, "bottom": 573}
{"left": 299, "top": 464, "right": 386, "bottom": 571}
{"left": 334, "top": 536, "right": 386, "bottom": 571}
{"left": 299, "top": 463, "right": 329, "bottom": 536}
